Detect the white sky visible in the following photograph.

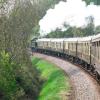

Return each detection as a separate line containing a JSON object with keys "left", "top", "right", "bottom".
{"left": 39, "top": 0, "right": 100, "bottom": 35}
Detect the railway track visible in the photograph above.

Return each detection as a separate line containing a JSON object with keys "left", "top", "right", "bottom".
{"left": 33, "top": 52, "right": 100, "bottom": 100}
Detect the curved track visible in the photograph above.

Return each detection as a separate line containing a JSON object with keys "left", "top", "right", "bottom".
{"left": 33, "top": 53, "right": 100, "bottom": 100}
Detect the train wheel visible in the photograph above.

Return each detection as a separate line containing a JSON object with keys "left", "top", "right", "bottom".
{"left": 87, "top": 65, "right": 92, "bottom": 72}
{"left": 92, "top": 70, "right": 97, "bottom": 77}
{"left": 95, "top": 71, "right": 100, "bottom": 82}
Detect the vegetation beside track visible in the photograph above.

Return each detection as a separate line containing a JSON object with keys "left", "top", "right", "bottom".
{"left": 32, "top": 57, "right": 71, "bottom": 100}
{"left": 0, "top": 0, "right": 65, "bottom": 99}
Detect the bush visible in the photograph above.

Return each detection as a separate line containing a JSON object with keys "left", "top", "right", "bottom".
{"left": 0, "top": 51, "right": 24, "bottom": 100}
{"left": 0, "top": 51, "right": 42, "bottom": 100}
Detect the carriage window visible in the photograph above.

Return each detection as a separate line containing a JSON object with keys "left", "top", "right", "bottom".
{"left": 99, "top": 41, "right": 100, "bottom": 60}
{"left": 97, "top": 41, "right": 99, "bottom": 59}
{"left": 97, "top": 41, "right": 100, "bottom": 47}
{"left": 92, "top": 42, "right": 95, "bottom": 46}
{"left": 95, "top": 42, "right": 98, "bottom": 59}
{"left": 97, "top": 41, "right": 99, "bottom": 46}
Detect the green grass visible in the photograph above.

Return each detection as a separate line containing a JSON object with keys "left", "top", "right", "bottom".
{"left": 32, "top": 57, "right": 71, "bottom": 100}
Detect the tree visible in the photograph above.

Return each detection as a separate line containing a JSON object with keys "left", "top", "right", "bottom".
{"left": 95, "top": 25, "right": 100, "bottom": 34}
{"left": 0, "top": 0, "right": 67, "bottom": 99}
{"left": 84, "top": 16, "right": 95, "bottom": 36}
{"left": 84, "top": 0, "right": 100, "bottom": 5}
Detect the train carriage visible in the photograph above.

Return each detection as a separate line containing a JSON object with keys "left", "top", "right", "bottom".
{"left": 50, "top": 39, "right": 64, "bottom": 52}
{"left": 31, "top": 34, "right": 100, "bottom": 82}
{"left": 91, "top": 34, "right": 100, "bottom": 75}
{"left": 36, "top": 38, "right": 51, "bottom": 53}
{"left": 64, "top": 38, "right": 78, "bottom": 57}
{"left": 49, "top": 39, "right": 64, "bottom": 56}
{"left": 77, "top": 36, "right": 92, "bottom": 65}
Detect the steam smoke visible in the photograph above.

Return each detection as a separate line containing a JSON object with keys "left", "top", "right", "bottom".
{"left": 39, "top": 0, "right": 100, "bottom": 35}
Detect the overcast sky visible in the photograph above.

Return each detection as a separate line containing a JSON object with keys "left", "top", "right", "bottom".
{"left": 39, "top": 0, "right": 100, "bottom": 36}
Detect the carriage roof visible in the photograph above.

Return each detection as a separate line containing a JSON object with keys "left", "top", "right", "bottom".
{"left": 36, "top": 34, "right": 100, "bottom": 43}
{"left": 37, "top": 37, "right": 92, "bottom": 42}
{"left": 92, "top": 33, "right": 100, "bottom": 42}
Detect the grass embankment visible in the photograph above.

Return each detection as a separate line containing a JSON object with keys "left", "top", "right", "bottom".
{"left": 32, "top": 57, "right": 71, "bottom": 100}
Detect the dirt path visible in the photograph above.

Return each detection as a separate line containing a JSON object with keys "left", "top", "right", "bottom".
{"left": 33, "top": 53, "right": 100, "bottom": 100}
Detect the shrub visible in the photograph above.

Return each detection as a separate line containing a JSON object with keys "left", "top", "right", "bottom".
{"left": 0, "top": 51, "right": 24, "bottom": 100}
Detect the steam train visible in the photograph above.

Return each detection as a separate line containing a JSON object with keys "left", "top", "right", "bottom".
{"left": 31, "top": 34, "right": 100, "bottom": 83}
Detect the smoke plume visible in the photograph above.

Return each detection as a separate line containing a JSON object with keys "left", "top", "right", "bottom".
{"left": 39, "top": 0, "right": 100, "bottom": 35}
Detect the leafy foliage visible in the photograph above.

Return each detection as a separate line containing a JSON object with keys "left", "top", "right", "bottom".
{"left": 84, "top": 0, "right": 100, "bottom": 5}
{"left": 0, "top": 51, "right": 24, "bottom": 100}
{"left": 95, "top": 25, "right": 100, "bottom": 34}
{"left": 0, "top": 0, "right": 67, "bottom": 99}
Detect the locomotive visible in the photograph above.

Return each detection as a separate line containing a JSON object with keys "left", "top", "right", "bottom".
{"left": 31, "top": 34, "right": 100, "bottom": 83}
